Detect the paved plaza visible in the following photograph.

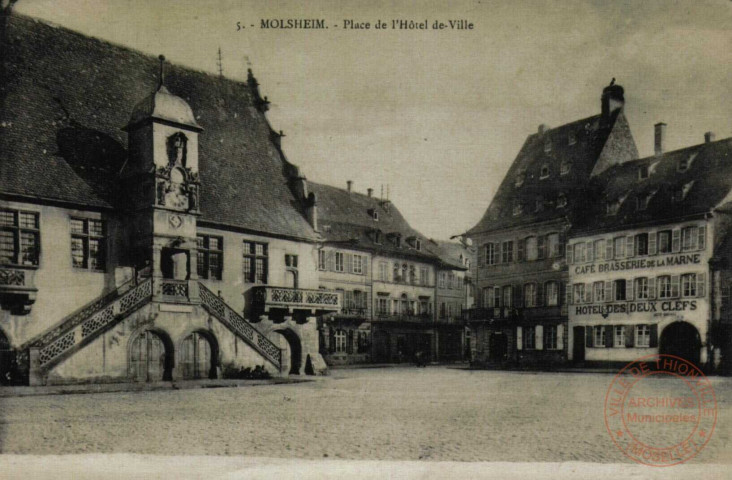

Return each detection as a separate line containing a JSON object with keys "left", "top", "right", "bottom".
{"left": 0, "top": 367, "right": 730, "bottom": 464}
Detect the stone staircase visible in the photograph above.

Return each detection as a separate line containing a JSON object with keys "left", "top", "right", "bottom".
{"left": 25, "top": 278, "right": 153, "bottom": 374}
{"left": 198, "top": 282, "right": 282, "bottom": 371}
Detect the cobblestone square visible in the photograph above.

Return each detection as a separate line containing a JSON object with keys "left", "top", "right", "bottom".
{"left": 0, "top": 367, "right": 730, "bottom": 464}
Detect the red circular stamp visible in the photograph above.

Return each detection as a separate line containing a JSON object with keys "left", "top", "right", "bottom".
{"left": 604, "top": 354, "right": 717, "bottom": 466}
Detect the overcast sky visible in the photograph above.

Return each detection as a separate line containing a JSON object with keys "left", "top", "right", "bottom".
{"left": 14, "top": 0, "right": 732, "bottom": 240}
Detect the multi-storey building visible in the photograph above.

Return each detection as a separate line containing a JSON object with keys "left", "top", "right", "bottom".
{"left": 311, "top": 182, "right": 467, "bottom": 364}
{"left": 0, "top": 13, "right": 342, "bottom": 385}
{"left": 568, "top": 128, "right": 732, "bottom": 370}
{"left": 465, "top": 82, "right": 639, "bottom": 367}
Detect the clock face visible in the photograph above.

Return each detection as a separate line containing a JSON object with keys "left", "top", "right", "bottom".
{"left": 169, "top": 214, "right": 183, "bottom": 229}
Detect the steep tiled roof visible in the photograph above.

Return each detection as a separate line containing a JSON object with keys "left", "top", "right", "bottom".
{"left": 467, "top": 109, "right": 638, "bottom": 235}
{"left": 428, "top": 240, "right": 471, "bottom": 271}
{"left": 574, "top": 137, "right": 732, "bottom": 233}
{"left": 0, "top": 14, "right": 317, "bottom": 241}
{"left": 309, "top": 182, "right": 447, "bottom": 264}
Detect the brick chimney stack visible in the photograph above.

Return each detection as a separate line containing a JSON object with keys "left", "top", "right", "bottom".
{"left": 367, "top": 188, "right": 373, "bottom": 198}
{"left": 705, "top": 132, "right": 716, "bottom": 143}
{"left": 601, "top": 79, "right": 625, "bottom": 122}
{"left": 654, "top": 123, "right": 666, "bottom": 155}
{"left": 347, "top": 180, "right": 353, "bottom": 192}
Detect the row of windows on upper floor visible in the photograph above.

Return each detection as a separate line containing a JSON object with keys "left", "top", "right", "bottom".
{"left": 479, "top": 233, "right": 564, "bottom": 266}
{"left": 568, "top": 226, "right": 706, "bottom": 264}
{"left": 570, "top": 273, "right": 705, "bottom": 304}
{"left": 480, "top": 272, "right": 706, "bottom": 310}
{"left": 606, "top": 181, "right": 695, "bottom": 215}
{"left": 585, "top": 324, "right": 655, "bottom": 349}
{"left": 1, "top": 209, "right": 105, "bottom": 271}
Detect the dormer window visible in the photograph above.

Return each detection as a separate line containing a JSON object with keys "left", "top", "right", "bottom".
{"left": 568, "top": 131, "right": 576, "bottom": 145}
{"left": 515, "top": 168, "right": 526, "bottom": 187}
{"left": 678, "top": 152, "right": 698, "bottom": 172}
{"left": 606, "top": 193, "right": 628, "bottom": 216}
{"left": 540, "top": 164, "right": 550, "bottom": 179}
{"left": 674, "top": 181, "right": 695, "bottom": 202}
{"left": 556, "top": 193, "right": 567, "bottom": 209}
{"left": 637, "top": 190, "right": 656, "bottom": 211}
{"left": 513, "top": 203, "right": 523, "bottom": 216}
{"left": 415, "top": 239, "right": 421, "bottom": 251}
{"left": 368, "top": 208, "right": 379, "bottom": 221}
{"left": 638, "top": 164, "right": 649, "bottom": 180}
{"left": 560, "top": 161, "right": 570, "bottom": 176}
{"left": 534, "top": 199, "right": 543, "bottom": 213}
{"left": 395, "top": 234, "right": 402, "bottom": 248}
{"left": 544, "top": 139, "right": 552, "bottom": 153}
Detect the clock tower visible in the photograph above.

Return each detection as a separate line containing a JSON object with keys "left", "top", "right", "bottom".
{"left": 123, "top": 55, "right": 203, "bottom": 302}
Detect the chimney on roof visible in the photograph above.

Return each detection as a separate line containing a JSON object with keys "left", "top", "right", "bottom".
{"left": 347, "top": 180, "right": 353, "bottom": 192}
{"left": 601, "top": 78, "right": 625, "bottom": 122}
{"left": 367, "top": 188, "right": 373, "bottom": 198}
{"left": 538, "top": 124, "right": 548, "bottom": 135}
{"left": 654, "top": 123, "right": 666, "bottom": 155}
{"left": 705, "top": 132, "right": 716, "bottom": 143}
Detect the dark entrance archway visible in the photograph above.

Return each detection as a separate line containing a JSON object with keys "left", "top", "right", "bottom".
{"left": 180, "top": 331, "right": 218, "bottom": 379}
{"left": 276, "top": 329, "right": 302, "bottom": 375}
{"left": 0, "top": 329, "right": 13, "bottom": 385}
{"left": 130, "top": 330, "right": 174, "bottom": 382}
{"left": 489, "top": 332, "right": 508, "bottom": 362}
{"left": 373, "top": 330, "right": 390, "bottom": 363}
{"left": 660, "top": 322, "right": 701, "bottom": 365}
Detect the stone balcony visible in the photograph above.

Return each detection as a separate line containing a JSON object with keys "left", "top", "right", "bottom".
{"left": 463, "top": 305, "right": 567, "bottom": 324}
{"left": 0, "top": 267, "right": 38, "bottom": 315}
{"left": 373, "top": 313, "right": 433, "bottom": 324}
{"left": 252, "top": 286, "right": 341, "bottom": 316}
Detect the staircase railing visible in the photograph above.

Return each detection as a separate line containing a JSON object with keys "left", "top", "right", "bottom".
{"left": 198, "top": 282, "right": 282, "bottom": 370}
{"left": 32, "top": 279, "right": 153, "bottom": 369}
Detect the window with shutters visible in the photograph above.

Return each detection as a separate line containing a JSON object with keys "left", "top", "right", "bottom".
{"left": 483, "top": 287, "right": 493, "bottom": 308}
{"left": 593, "top": 281, "right": 605, "bottom": 303}
{"left": 547, "top": 233, "right": 560, "bottom": 258}
{"left": 318, "top": 250, "right": 327, "bottom": 270}
{"left": 71, "top": 218, "right": 106, "bottom": 271}
{"left": 614, "top": 279, "right": 626, "bottom": 301}
{"left": 635, "top": 277, "right": 649, "bottom": 300}
{"left": 658, "top": 276, "right": 671, "bottom": 298}
{"left": 573, "top": 283, "right": 585, "bottom": 304}
{"left": 411, "top": 266, "right": 418, "bottom": 285}
{"left": 377, "top": 297, "right": 389, "bottom": 315}
{"left": 593, "top": 239, "right": 605, "bottom": 261}
{"left": 375, "top": 261, "right": 386, "bottom": 281}
{"left": 658, "top": 230, "right": 672, "bottom": 254}
{"left": 545, "top": 281, "right": 558, "bottom": 306}
{"left": 494, "top": 287, "right": 502, "bottom": 307}
{"left": 524, "top": 283, "right": 537, "bottom": 307}
{"left": 613, "top": 326, "right": 625, "bottom": 347}
{"left": 501, "top": 241, "right": 514, "bottom": 263}
{"left": 636, "top": 325, "right": 650, "bottom": 347}
{"left": 635, "top": 233, "right": 648, "bottom": 256}
{"left": 502, "top": 285, "right": 513, "bottom": 308}
{"left": 681, "top": 273, "right": 697, "bottom": 297}
{"left": 334, "top": 252, "right": 345, "bottom": 272}
{"left": 681, "top": 226, "right": 698, "bottom": 251}
{"left": 352, "top": 254, "right": 363, "bottom": 274}
{"left": 613, "top": 236, "right": 625, "bottom": 259}
{"left": 545, "top": 325, "right": 558, "bottom": 349}
{"left": 485, "top": 243, "right": 498, "bottom": 265}
{"left": 594, "top": 326, "right": 606, "bottom": 348}
{"left": 420, "top": 267, "right": 429, "bottom": 286}
{"left": 525, "top": 236, "right": 538, "bottom": 261}
{"left": 334, "top": 329, "right": 347, "bottom": 353}
{"left": 285, "top": 254, "right": 298, "bottom": 268}
{"left": 393, "top": 263, "right": 400, "bottom": 282}
{"left": 438, "top": 272, "right": 446, "bottom": 288}
{"left": 196, "top": 235, "right": 222, "bottom": 280}
{"left": 0, "top": 209, "right": 40, "bottom": 267}
{"left": 524, "top": 326, "right": 536, "bottom": 349}
{"left": 243, "top": 241, "right": 268, "bottom": 283}
{"left": 574, "top": 243, "right": 586, "bottom": 263}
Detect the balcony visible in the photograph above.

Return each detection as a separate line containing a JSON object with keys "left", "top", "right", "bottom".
{"left": 252, "top": 286, "right": 341, "bottom": 315}
{"left": 0, "top": 268, "right": 37, "bottom": 315}
{"left": 462, "top": 305, "right": 566, "bottom": 324}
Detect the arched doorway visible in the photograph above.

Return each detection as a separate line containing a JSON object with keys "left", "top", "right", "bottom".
{"left": 373, "top": 330, "right": 390, "bottom": 363}
{"left": 660, "top": 322, "right": 701, "bottom": 365}
{"left": 180, "top": 331, "right": 218, "bottom": 379}
{"left": 276, "top": 329, "right": 302, "bottom": 375}
{"left": 130, "top": 330, "right": 173, "bottom": 382}
{"left": 489, "top": 332, "right": 508, "bottom": 362}
{"left": 0, "top": 330, "right": 13, "bottom": 385}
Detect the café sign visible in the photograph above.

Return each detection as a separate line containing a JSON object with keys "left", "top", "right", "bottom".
{"left": 574, "top": 253, "right": 702, "bottom": 275}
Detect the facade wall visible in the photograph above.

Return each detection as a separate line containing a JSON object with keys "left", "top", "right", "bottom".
{"left": 0, "top": 200, "right": 124, "bottom": 347}
{"left": 469, "top": 220, "right": 569, "bottom": 365}
{"left": 567, "top": 219, "right": 712, "bottom": 366}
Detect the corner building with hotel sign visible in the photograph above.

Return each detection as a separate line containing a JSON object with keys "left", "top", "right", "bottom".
{"left": 567, "top": 127, "right": 732, "bottom": 371}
